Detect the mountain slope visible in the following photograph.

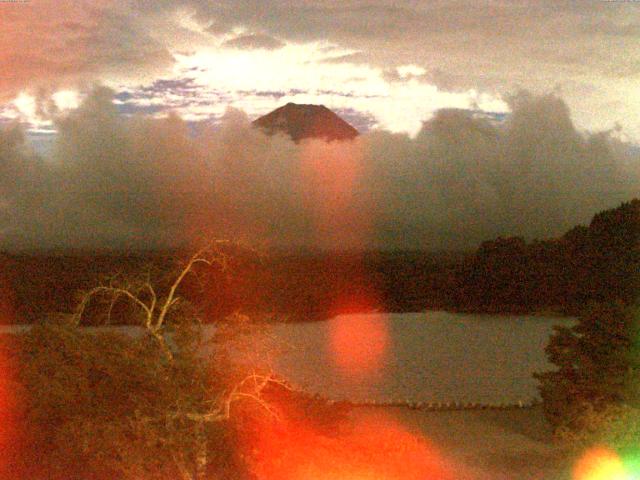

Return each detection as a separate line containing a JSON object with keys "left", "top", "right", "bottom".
{"left": 252, "top": 103, "right": 359, "bottom": 142}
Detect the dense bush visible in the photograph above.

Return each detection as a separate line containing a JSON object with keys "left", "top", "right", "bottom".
{"left": 2, "top": 199, "right": 638, "bottom": 322}
{"left": 451, "top": 199, "right": 640, "bottom": 314}
{"left": 5, "top": 246, "right": 272, "bottom": 480}
{"left": 535, "top": 301, "right": 640, "bottom": 442}
{"left": 555, "top": 403, "right": 640, "bottom": 452}
{"left": 11, "top": 320, "right": 245, "bottom": 480}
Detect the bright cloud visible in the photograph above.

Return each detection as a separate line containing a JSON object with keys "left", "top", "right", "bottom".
{"left": 99, "top": 40, "right": 508, "bottom": 136}
{"left": 51, "top": 90, "right": 81, "bottom": 111}
{"left": 0, "top": 1, "right": 638, "bottom": 139}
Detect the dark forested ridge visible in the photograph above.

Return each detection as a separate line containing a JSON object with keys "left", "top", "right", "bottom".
{"left": 448, "top": 198, "right": 640, "bottom": 315}
{"left": 1, "top": 199, "right": 638, "bottom": 324}
{"left": 0, "top": 249, "right": 462, "bottom": 324}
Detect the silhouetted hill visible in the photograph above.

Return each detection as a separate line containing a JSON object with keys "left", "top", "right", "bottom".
{"left": 447, "top": 198, "right": 640, "bottom": 314}
{"left": 252, "top": 103, "right": 359, "bottom": 142}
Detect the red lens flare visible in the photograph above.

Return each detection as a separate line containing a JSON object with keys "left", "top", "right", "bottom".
{"left": 248, "top": 410, "right": 455, "bottom": 480}
{"left": 299, "top": 139, "right": 371, "bottom": 247}
{"left": 0, "top": 258, "right": 22, "bottom": 478}
{"left": 0, "top": 335, "right": 20, "bottom": 479}
{"left": 0, "top": 256, "right": 15, "bottom": 327}
{"left": 328, "top": 312, "right": 389, "bottom": 380}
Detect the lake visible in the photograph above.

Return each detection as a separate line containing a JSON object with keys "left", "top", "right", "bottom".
{"left": 2, "top": 311, "right": 574, "bottom": 405}
{"left": 256, "top": 311, "right": 574, "bottom": 405}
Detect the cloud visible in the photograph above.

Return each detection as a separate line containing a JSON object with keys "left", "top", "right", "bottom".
{"left": 171, "top": 0, "right": 640, "bottom": 138}
{"left": 0, "top": 0, "right": 173, "bottom": 102}
{"left": 0, "top": 87, "right": 638, "bottom": 251}
{"left": 332, "top": 107, "right": 378, "bottom": 133}
{"left": 382, "top": 65, "right": 429, "bottom": 84}
{"left": 222, "top": 34, "right": 285, "bottom": 50}
{"left": 183, "top": 1, "right": 427, "bottom": 42}
{"left": 1, "top": 1, "right": 639, "bottom": 139}
{"left": 580, "top": 18, "right": 640, "bottom": 38}
{"left": 320, "top": 52, "right": 369, "bottom": 64}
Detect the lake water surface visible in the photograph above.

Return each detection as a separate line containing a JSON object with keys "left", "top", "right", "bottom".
{"left": 259, "top": 311, "right": 574, "bottom": 405}
{"left": 3, "top": 311, "right": 573, "bottom": 405}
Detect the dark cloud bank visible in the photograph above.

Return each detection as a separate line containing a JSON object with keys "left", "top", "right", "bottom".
{"left": 0, "top": 87, "right": 638, "bottom": 251}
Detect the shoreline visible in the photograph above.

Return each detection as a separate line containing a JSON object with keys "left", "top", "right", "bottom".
{"left": 0, "top": 307, "right": 573, "bottom": 329}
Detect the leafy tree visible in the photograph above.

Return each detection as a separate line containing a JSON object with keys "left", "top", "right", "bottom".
{"left": 586, "top": 199, "right": 640, "bottom": 305}
{"left": 535, "top": 301, "right": 640, "bottom": 439}
{"left": 555, "top": 403, "right": 640, "bottom": 453}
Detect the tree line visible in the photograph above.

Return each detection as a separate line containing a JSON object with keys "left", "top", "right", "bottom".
{"left": 446, "top": 198, "right": 640, "bottom": 315}
{"left": 531, "top": 199, "right": 640, "bottom": 458}
{"left": 0, "top": 199, "right": 638, "bottom": 324}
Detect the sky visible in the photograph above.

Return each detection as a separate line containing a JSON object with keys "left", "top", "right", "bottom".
{"left": 0, "top": 0, "right": 639, "bottom": 251}
{"left": 1, "top": 0, "right": 639, "bottom": 139}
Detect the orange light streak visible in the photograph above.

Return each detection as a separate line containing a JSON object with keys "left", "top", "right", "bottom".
{"left": 248, "top": 410, "right": 455, "bottom": 480}
{"left": 299, "top": 139, "right": 370, "bottom": 248}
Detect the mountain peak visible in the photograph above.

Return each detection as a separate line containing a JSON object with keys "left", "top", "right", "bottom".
{"left": 252, "top": 103, "right": 359, "bottom": 142}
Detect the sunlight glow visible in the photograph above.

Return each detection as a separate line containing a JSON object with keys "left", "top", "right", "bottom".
{"left": 174, "top": 42, "right": 387, "bottom": 97}
{"left": 7, "top": 89, "right": 81, "bottom": 130}
{"left": 51, "top": 90, "right": 80, "bottom": 111}
{"left": 169, "top": 42, "right": 508, "bottom": 136}
{"left": 12, "top": 92, "right": 37, "bottom": 119}
{"left": 573, "top": 447, "right": 630, "bottom": 480}
{"left": 248, "top": 410, "right": 454, "bottom": 480}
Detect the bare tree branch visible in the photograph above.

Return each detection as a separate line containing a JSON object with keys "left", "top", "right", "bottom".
{"left": 73, "top": 242, "right": 232, "bottom": 361}
{"left": 66, "top": 240, "right": 283, "bottom": 478}
{"left": 154, "top": 243, "right": 227, "bottom": 331}
{"left": 74, "top": 286, "right": 152, "bottom": 325}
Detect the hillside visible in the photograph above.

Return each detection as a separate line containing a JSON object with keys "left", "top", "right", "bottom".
{"left": 448, "top": 198, "right": 640, "bottom": 314}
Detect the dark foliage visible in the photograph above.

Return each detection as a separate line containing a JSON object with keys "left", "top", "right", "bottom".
{"left": 8, "top": 321, "right": 241, "bottom": 480}
{"left": 6, "top": 320, "right": 352, "bottom": 479}
{"left": 0, "top": 249, "right": 461, "bottom": 324}
{"left": 535, "top": 302, "right": 640, "bottom": 435}
{"left": 448, "top": 198, "right": 640, "bottom": 314}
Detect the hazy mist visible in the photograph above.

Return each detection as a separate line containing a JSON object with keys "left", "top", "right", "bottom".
{"left": 1, "top": 87, "right": 638, "bottom": 251}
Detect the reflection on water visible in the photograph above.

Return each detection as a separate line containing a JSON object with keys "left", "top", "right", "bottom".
{"left": 263, "top": 311, "right": 574, "bottom": 405}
